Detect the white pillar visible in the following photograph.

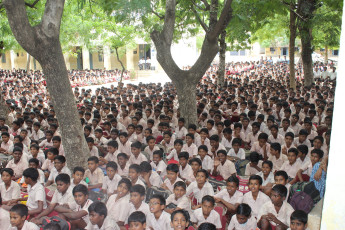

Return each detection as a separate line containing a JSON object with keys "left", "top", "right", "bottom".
{"left": 321, "top": 0, "right": 345, "bottom": 229}
{"left": 82, "top": 47, "right": 90, "bottom": 70}
{"left": 10, "top": 50, "right": 16, "bottom": 69}
{"left": 64, "top": 54, "right": 71, "bottom": 70}
{"left": 104, "top": 45, "right": 111, "bottom": 70}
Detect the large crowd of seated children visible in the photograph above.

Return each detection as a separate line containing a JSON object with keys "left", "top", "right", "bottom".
{"left": 0, "top": 60, "right": 334, "bottom": 229}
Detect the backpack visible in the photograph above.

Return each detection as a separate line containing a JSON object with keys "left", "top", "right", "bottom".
{"left": 208, "top": 177, "right": 226, "bottom": 192}
{"left": 145, "top": 186, "right": 172, "bottom": 203}
{"left": 235, "top": 159, "right": 250, "bottom": 176}
{"left": 41, "top": 216, "right": 71, "bottom": 230}
{"left": 289, "top": 181, "right": 321, "bottom": 204}
{"left": 289, "top": 191, "right": 315, "bottom": 213}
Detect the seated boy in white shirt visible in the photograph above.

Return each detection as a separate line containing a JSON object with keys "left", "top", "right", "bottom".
{"left": 258, "top": 184, "right": 294, "bottom": 230}
{"left": 8, "top": 204, "right": 39, "bottom": 230}
{"left": 0, "top": 168, "right": 21, "bottom": 206}
{"left": 128, "top": 211, "right": 147, "bottom": 230}
{"left": 290, "top": 145, "right": 312, "bottom": 184}
{"left": 274, "top": 171, "right": 291, "bottom": 202}
{"left": 128, "top": 184, "right": 150, "bottom": 219}
{"left": 102, "top": 161, "right": 122, "bottom": 196}
{"left": 228, "top": 203, "right": 257, "bottom": 230}
{"left": 280, "top": 148, "right": 301, "bottom": 180}
{"left": 70, "top": 167, "right": 88, "bottom": 189}
{"left": 161, "top": 164, "right": 183, "bottom": 193}
{"left": 150, "top": 150, "right": 167, "bottom": 179}
{"left": 245, "top": 152, "right": 263, "bottom": 176}
{"left": 144, "top": 136, "right": 160, "bottom": 161}
{"left": 165, "top": 181, "right": 190, "bottom": 214}
{"left": 146, "top": 194, "right": 171, "bottom": 230}
{"left": 212, "top": 150, "right": 236, "bottom": 180}
{"left": 140, "top": 161, "right": 162, "bottom": 188}
{"left": 129, "top": 141, "right": 148, "bottom": 165}
{"left": 45, "top": 155, "right": 71, "bottom": 187}
{"left": 288, "top": 210, "right": 309, "bottom": 230}
{"left": 191, "top": 195, "right": 222, "bottom": 229}
{"left": 197, "top": 145, "right": 213, "bottom": 173}
{"left": 227, "top": 138, "right": 246, "bottom": 161}
{"left": 178, "top": 152, "right": 194, "bottom": 182}
{"left": 86, "top": 201, "right": 119, "bottom": 230}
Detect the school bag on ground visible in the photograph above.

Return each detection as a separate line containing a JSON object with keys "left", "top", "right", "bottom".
{"left": 145, "top": 186, "right": 172, "bottom": 203}
{"left": 41, "top": 216, "right": 71, "bottom": 230}
{"left": 208, "top": 177, "right": 226, "bottom": 192}
{"left": 235, "top": 159, "right": 250, "bottom": 176}
{"left": 288, "top": 181, "right": 321, "bottom": 204}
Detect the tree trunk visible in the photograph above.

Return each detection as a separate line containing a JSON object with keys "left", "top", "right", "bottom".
{"left": 325, "top": 45, "right": 328, "bottom": 63}
{"left": 26, "top": 54, "right": 31, "bottom": 72}
{"left": 217, "top": 30, "right": 226, "bottom": 87}
{"left": 4, "top": 0, "right": 90, "bottom": 169}
{"left": 289, "top": 4, "right": 296, "bottom": 90}
{"left": 115, "top": 47, "right": 125, "bottom": 83}
{"left": 300, "top": 27, "right": 314, "bottom": 87}
{"left": 0, "top": 93, "right": 10, "bottom": 125}
{"left": 174, "top": 77, "right": 198, "bottom": 127}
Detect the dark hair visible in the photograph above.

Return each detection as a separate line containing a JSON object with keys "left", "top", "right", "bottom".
{"left": 117, "top": 152, "right": 128, "bottom": 159}
{"left": 299, "top": 129, "right": 308, "bottom": 136}
{"left": 197, "top": 169, "right": 209, "bottom": 178}
{"left": 189, "top": 158, "right": 202, "bottom": 166}
{"left": 236, "top": 203, "right": 252, "bottom": 217}
{"left": 54, "top": 155, "right": 66, "bottom": 164}
{"left": 23, "top": 168, "right": 39, "bottom": 181}
{"left": 151, "top": 194, "right": 166, "bottom": 206}
{"left": 12, "top": 146, "right": 23, "bottom": 153}
{"left": 28, "top": 158, "right": 40, "bottom": 166}
{"left": 272, "top": 184, "right": 288, "bottom": 198}
{"left": 73, "top": 184, "right": 89, "bottom": 195}
{"left": 262, "top": 160, "right": 273, "bottom": 169}
{"left": 131, "top": 141, "right": 142, "bottom": 149}
{"left": 201, "top": 195, "right": 215, "bottom": 206}
{"left": 275, "top": 170, "right": 289, "bottom": 180}
{"left": 128, "top": 211, "right": 146, "bottom": 224}
{"left": 249, "top": 175, "right": 263, "bottom": 185}
{"left": 249, "top": 152, "right": 260, "bottom": 163}
{"left": 217, "top": 149, "right": 227, "bottom": 156}
{"left": 174, "top": 181, "right": 187, "bottom": 190}
{"left": 47, "top": 147, "right": 59, "bottom": 156}
{"left": 107, "top": 140, "right": 118, "bottom": 148}
{"left": 106, "top": 161, "right": 118, "bottom": 171}
{"left": 270, "top": 142, "right": 281, "bottom": 152}
{"left": 290, "top": 210, "right": 308, "bottom": 225}
{"left": 198, "top": 145, "right": 208, "bottom": 152}
{"left": 209, "top": 135, "right": 219, "bottom": 142}
{"left": 10, "top": 204, "right": 28, "bottom": 217}
{"left": 171, "top": 209, "right": 190, "bottom": 222}
{"left": 118, "top": 178, "right": 132, "bottom": 191}
{"left": 140, "top": 161, "right": 152, "bottom": 172}
{"left": 88, "top": 156, "right": 99, "bottom": 164}
{"left": 73, "top": 166, "right": 85, "bottom": 174}
{"left": 198, "top": 223, "right": 216, "bottom": 230}
{"left": 52, "top": 136, "right": 61, "bottom": 142}
{"left": 288, "top": 148, "right": 298, "bottom": 156}
{"left": 311, "top": 148, "right": 324, "bottom": 159}
{"left": 227, "top": 175, "right": 240, "bottom": 187}
{"left": 174, "top": 139, "right": 183, "bottom": 146}
{"left": 285, "top": 132, "right": 294, "bottom": 139}
{"left": 55, "top": 173, "right": 71, "bottom": 184}
{"left": 258, "top": 133, "right": 268, "bottom": 141}
{"left": 232, "top": 138, "right": 242, "bottom": 146}
{"left": 130, "top": 184, "right": 146, "bottom": 196}
{"left": 1, "top": 168, "right": 14, "bottom": 177}
{"left": 297, "top": 145, "right": 309, "bottom": 155}
{"left": 88, "top": 201, "right": 107, "bottom": 218}
{"left": 129, "top": 164, "right": 142, "bottom": 173}
{"left": 30, "top": 144, "right": 39, "bottom": 151}
{"left": 153, "top": 150, "right": 164, "bottom": 158}
{"left": 86, "top": 137, "right": 94, "bottom": 144}
{"left": 166, "top": 163, "right": 179, "bottom": 173}
{"left": 178, "top": 151, "right": 189, "bottom": 160}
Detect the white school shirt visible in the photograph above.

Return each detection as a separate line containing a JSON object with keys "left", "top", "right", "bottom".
{"left": 8, "top": 220, "right": 39, "bottom": 230}
{"left": 297, "top": 156, "right": 312, "bottom": 176}
{"left": 215, "top": 160, "right": 236, "bottom": 179}
{"left": 1, "top": 207, "right": 10, "bottom": 230}
{"left": 146, "top": 211, "right": 171, "bottom": 230}
{"left": 293, "top": 138, "right": 311, "bottom": 148}
{"left": 228, "top": 214, "right": 257, "bottom": 230}
{"left": 70, "top": 178, "right": 88, "bottom": 190}
{"left": 186, "top": 181, "right": 214, "bottom": 204}
{"left": 166, "top": 194, "right": 191, "bottom": 212}
{"left": 102, "top": 174, "right": 122, "bottom": 194}
{"left": 280, "top": 161, "right": 301, "bottom": 178}
{"left": 106, "top": 194, "right": 130, "bottom": 222}
{"left": 41, "top": 159, "right": 54, "bottom": 171}
{"left": 175, "top": 126, "right": 188, "bottom": 139}
{"left": 69, "top": 199, "right": 93, "bottom": 224}
{"left": 0, "top": 180, "right": 21, "bottom": 201}
{"left": 128, "top": 202, "right": 150, "bottom": 217}
{"left": 242, "top": 191, "right": 270, "bottom": 219}
{"left": 117, "top": 140, "right": 132, "bottom": 156}
{"left": 163, "top": 177, "right": 183, "bottom": 192}
{"left": 85, "top": 216, "right": 120, "bottom": 230}
{"left": 51, "top": 186, "right": 74, "bottom": 205}
{"left": 268, "top": 153, "right": 288, "bottom": 172}
{"left": 90, "top": 146, "right": 99, "bottom": 157}
{"left": 150, "top": 160, "right": 167, "bottom": 178}
{"left": 182, "top": 143, "right": 198, "bottom": 158}
{"left": 27, "top": 183, "right": 47, "bottom": 211}
{"left": 268, "top": 134, "right": 285, "bottom": 146}
{"left": 104, "top": 150, "right": 119, "bottom": 163}
{"left": 146, "top": 171, "right": 162, "bottom": 187}
{"left": 117, "top": 163, "right": 129, "bottom": 177}
{"left": 48, "top": 166, "right": 71, "bottom": 182}
{"left": 179, "top": 164, "right": 194, "bottom": 181}
{"left": 256, "top": 171, "right": 275, "bottom": 186}
{"left": 278, "top": 127, "right": 294, "bottom": 137}
{"left": 197, "top": 155, "right": 214, "bottom": 171}
{"left": 166, "top": 148, "right": 179, "bottom": 161}
{"left": 220, "top": 137, "right": 234, "bottom": 149}
{"left": 128, "top": 153, "right": 147, "bottom": 165}
{"left": 215, "top": 189, "right": 243, "bottom": 205}
{"left": 250, "top": 142, "right": 271, "bottom": 158}
{"left": 258, "top": 201, "right": 294, "bottom": 227}
{"left": 191, "top": 208, "right": 222, "bottom": 229}
{"left": 144, "top": 145, "right": 160, "bottom": 160}
{"left": 20, "top": 169, "right": 44, "bottom": 185}
{"left": 227, "top": 148, "right": 246, "bottom": 160}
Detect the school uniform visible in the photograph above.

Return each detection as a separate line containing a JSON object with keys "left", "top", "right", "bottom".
{"left": 28, "top": 152, "right": 45, "bottom": 167}
{"left": 165, "top": 148, "right": 179, "bottom": 161}
{"left": 118, "top": 141, "right": 132, "bottom": 156}
{"left": 70, "top": 179, "right": 88, "bottom": 189}
{"left": 182, "top": 143, "right": 198, "bottom": 158}
{"left": 90, "top": 146, "right": 99, "bottom": 157}
{"left": 84, "top": 167, "right": 104, "bottom": 186}
{"left": 0, "top": 180, "right": 21, "bottom": 202}
{"left": 102, "top": 174, "right": 122, "bottom": 194}
{"left": 150, "top": 160, "right": 167, "bottom": 178}
{"left": 242, "top": 191, "right": 270, "bottom": 219}
{"left": 220, "top": 137, "right": 234, "bottom": 149}
{"left": 104, "top": 150, "right": 119, "bottom": 163}
{"left": 106, "top": 194, "right": 130, "bottom": 222}
{"left": 297, "top": 156, "right": 312, "bottom": 176}
{"left": 179, "top": 164, "right": 194, "bottom": 181}
{"left": 244, "top": 160, "right": 263, "bottom": 176}
{"left": 86, "top": 215, "right": 119, "bottom": 230}
{"left": 128, "top": 153, "right": 147, "bottom": 165}
{"left": 227, "top": 148, "right": 246, "bottom": 160}
{"left": 175, "top": 126, "right": 188, "bottom": 139}
{"left": 293, "top": 138, "right": 311, "bottom": 148}
{"left": 163, "top": 177, "right": 183, "bottom": 192}
{"left": 30, "top": 129, "right": 45, "bottom": 141}
{"left": 144, "top": 145, "right": 160, "bottom": 160}
{"left": 27, "top": 183, "right": 47, "bottom": 211}
{"left": 228, "top": 214, "right": 257, "bottom": 230}
{"left": 166, "top": 194, "right": 191, "bottom": 212}
{"left": 258, "top": 201, "right": 294, "bottom": 227}
{"left": 51, "top": 186, "right": 74, "bottom": 205}
{"left": 215, "top": 159, "right": 236, "bottom": 179}
{"left": 0, "top": 140, "right": 13, "bottom": 153}
{"left": 134, "top": 178, "right": 146, "bottom": 188}
{"left": 250, "top": 142, "right": 271, "bottom": 158}
{"left": 186, "top": 181, "right": 214, "bottom": 204}
{"left": 247, "top": 131, "right": 261, "bottom": 146}
{"left": 268, "top": 153, "right": 288, "bottom": 172}
{"left": 256, "top": 171, "right": 275, "bottom": 186}
{"left": 146, "top": 211, "right": 171, "bottom": 230}
{"left": 191, "top": 208, "right": 222, "bottom": 229}
{"left": 70, "top": 199, "right": 93, "bottom": 224}
{"left": 39, "top": 139, "right": 54, "bottom": 149}
{"left": 128, "top": 202, "right": 150, "bottom": 217}
{"left": 278, "top": 127, "right": 294, "bottom": 137}
{"left": 48, "top": 166, "right": 72, "bottom": 183}
{"left": 6, "top": 157, "right": 28, "bottom": 178}
{"left": 95, "top": 137, "right": 109, "bottom": 146}
{"left": 280, "top": 161, "right": 301, "bottom": 178}
{"left": 0, "top": 207, "right": 10, "bottom": 230}
{"left": 8, "top": 220, "right": 39, "bottom": 230}
{"left": 117, "top": 163, "right": 129, "bottom": 177}
{"left": 215, "top": 189, "right": 243, "bottom": 205}
{"left": 197, "top": 155, "right": 214, "bottom": 171}
{"left": 268, "top": 134, "right": 285, "bottom": 146}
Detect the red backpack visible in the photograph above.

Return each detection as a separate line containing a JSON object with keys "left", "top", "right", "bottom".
{"left": 41, "top": 216, "right": 71, "bottom": 230}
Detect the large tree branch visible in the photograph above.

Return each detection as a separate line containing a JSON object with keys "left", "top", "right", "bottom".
{"left": 191, "top": 6, "right": 209, "bottom": 32}
{"left": 208, "top": 0, "right": 233, "bottom": 41}
{"left": 162, "top": 0, "right": 176, "bottom": 46}
{"left": 209, "top": 0, "right": 219, "bottom": 30}
{"left": 25, "top": 0, "right": 40, "bottom": 8}
{"left": 41, "top": 0, "right": 65, "bottom": 38}
{"left": 3, "top": 0, "right": 36, "bottom": 54}
{"left": 151, "top": 7, "right": 164, "bottom": 20}
{"left": 201, "top": 0, "right": 210, "bottom": 10}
